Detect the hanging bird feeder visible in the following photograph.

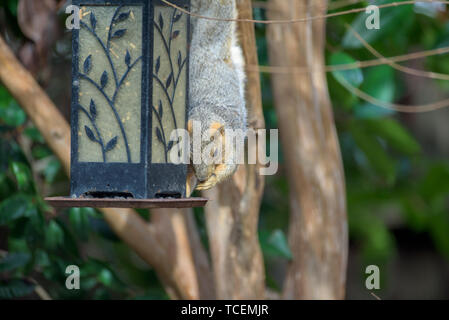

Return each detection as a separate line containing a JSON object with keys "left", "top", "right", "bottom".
{"left": 46, "top": 0, "right": 206, "bottom": 208}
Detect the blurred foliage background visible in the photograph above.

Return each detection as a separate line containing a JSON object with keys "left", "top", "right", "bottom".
{"left": 1, "top": 0, "right": 449, "bottom": 299}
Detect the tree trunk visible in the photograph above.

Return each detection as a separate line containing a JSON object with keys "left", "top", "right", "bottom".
{"left": 267, "top": 0, "right": 348, "bottom": 299}
{"left": 201, "top": 0, "right": 266, "bottom": 299}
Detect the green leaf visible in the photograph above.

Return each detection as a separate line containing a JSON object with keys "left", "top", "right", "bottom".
{"left": 260, "top": 229, "right": 292, "bottom": 260}
{"left": 32, "top": 146, "right": 52, "bottom": 160}
{"left": 69, "top": 207, "right": 94, "bottom": 241}
{"left": 420, "top": 164, "right": 449, "bottom": 200}
{"left": 350, "top": 121, "right": 396, "bottom": 184}
{"left": 10, "top": 162, "right": 32, "bottom": 192}
{"left": 429, "top": 211, "right": 449, "bottom": 259}
{"left": 364, "top": 118, "right": 420, "bottom": 155}
{"left": 348, "top": 207, "right": 396, "bottom": 264}
{"left": 0, "top": 87, "right": 26, "bottom": 127}
{"left": 329, "top": 52, "right": 363, "bottom": 87}
{"left": 24, "top": 127, "right": 44, "bottom": 143}
{"left": 0, "top": 279, "right": 35, "bottom": 299}
{"left": 0, "top": 253, "right": 31, "bottom": 272}
{"left": 6, "top": 0, "right": 18, "bottom": 16}
{"left": 0, "top": 173, "right": 13, "bottom": 199}
{"left": 268, "top": 230, "right": 292, "bottom": 260}
{"left": 0, "top": 194, "right": 34, "bottom": 225}
{"left": 43, "top": 157, "right": 61, "bottom": 183}
{"left": 0, "top": 139, "right": 10, "bottom": 171}
{"left": 44, "top": 220, "right": 64, "bottom": 249}
{"left": 401, "top": 198, "right": 428, "bottom": 232}
{"left": 342, "top": 0, "right": 414, "bottom": 49}
{"left": 98, "top": 268, "right": 113, "bottom": 287}
{"left": 363, "top": 221, "right": 396, "bottom": 263}
{"left": 7, "top": 239, "right": 28, "bottom": 255}
{"left": 355, "top": 66, "right": 396, "bottom": 118}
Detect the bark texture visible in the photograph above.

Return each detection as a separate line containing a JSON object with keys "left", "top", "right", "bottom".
{"left": 266, "top": 0, "right": 348, "bottom": 299}
{"left": 201, "top": 0, "right": 266, "bottom": 299}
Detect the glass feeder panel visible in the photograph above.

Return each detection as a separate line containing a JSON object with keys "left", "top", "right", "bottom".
{"left": 151, "top": 6, "right": 188, "bottom": 164}
{"left": 77, "top": 5, "right": 143, "bottom": 163}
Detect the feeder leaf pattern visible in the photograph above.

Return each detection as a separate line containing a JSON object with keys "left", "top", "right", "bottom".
{"left": 78, "top": 5, "right": 142, "bottom": 163}
{"left": 152, "top": 8, "right": 187, "bottom": 162}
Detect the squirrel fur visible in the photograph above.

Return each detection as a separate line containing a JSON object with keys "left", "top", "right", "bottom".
{"left": 188, "top": 0, "right": 247, "bottom": 190}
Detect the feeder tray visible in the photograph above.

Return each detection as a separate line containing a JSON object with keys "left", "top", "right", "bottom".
{"left": 45, "top": 197, "right": 208, "bottom": 209}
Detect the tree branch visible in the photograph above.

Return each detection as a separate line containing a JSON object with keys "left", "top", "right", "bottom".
{"left": 151, "top": 209, "right": 215, "bottom": 299}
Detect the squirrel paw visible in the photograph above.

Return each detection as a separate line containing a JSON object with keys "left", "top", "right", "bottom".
{"left": 196, "top": 163, "right": 237, "bottom": 190}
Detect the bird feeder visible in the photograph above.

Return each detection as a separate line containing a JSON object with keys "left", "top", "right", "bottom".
{"left": 46, "top": 0, "right": 206, "bottom": 208}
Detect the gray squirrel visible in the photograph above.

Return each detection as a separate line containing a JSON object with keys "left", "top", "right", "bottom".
{"left": 187, "top": 0, "right": 247, "bottom": 191}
